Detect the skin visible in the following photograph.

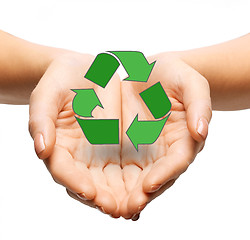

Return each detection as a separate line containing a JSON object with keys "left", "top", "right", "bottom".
{"left": 30, "top": 53, "right": 209, "bottom": 220}
{"left": 0, "top": 31, "right": 60, "bottom": 104}
{"left": 1, "top": 30, "right": 250, "bottom": 220}
{"left": 178, "top": 33, "right": 250, "bottom": 110}
{"left": 31, "top": 54, "right": 127, "bottom": 217}
{"left": 119, "top": 56, "right": 211, "bottom": 219}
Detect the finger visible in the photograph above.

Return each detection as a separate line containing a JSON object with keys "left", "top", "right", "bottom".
{"left": 142, "top": 137, "right": 197, "bottom": 193}
{"left": 29, "top": 54, "right": 94, "bottom": 160}
{"left": 122, "top": 164, "right": 142, "bottom": 192}
{"left": 90, "top": 166, "right": 118, "bottom": 215}
{"left": 120, "top": 166, "right": 152, "bottom": 219}
{"left": 131, "top": 213, "right": 140, "bottom": 221}
{"left": 126, "top": 167, "right": 151, "bottom": 217}
{"left": 181, "top": 69, "right": 212, "bottom": 142}
{"left": 147, "top": 178, "right": 176, "bottom": 202}
{"left": 45, "top": 145, "right": 96, "bottom": 200}
{"left": 103, "top": 163, "right": 127, "bottom": 218}
{"left": 67, "top": 189, "right": 119, "bottom": 219}
{"left": 29, "top": 82, "right": 59, "bottom": 160}
{"left": 123, "top": 172, "right": 176, "bottom": 219}
{"left": 126, "top": 188, "right": 148, "bottom": 218}
{"left": 120, "top": 78, "right": 154, "bottom": 219}
{"left": 66, "top": 189, "right": 96, "bottom": 209}
{"left": 119, "top": 164, "right": 142, "bottom": 219}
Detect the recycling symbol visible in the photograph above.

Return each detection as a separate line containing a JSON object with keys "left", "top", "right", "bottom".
{"left": 72, "top": 51, "right": 171, "bottom": 150}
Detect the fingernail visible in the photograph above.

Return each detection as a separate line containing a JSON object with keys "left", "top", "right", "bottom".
{"left": 76, "top": 193, "right": 87, "bottom": 201}
{"left": 109, "top": 214, "right": 119, "bottom": 219}
{"left": 35, "top": 133, "right": 45, "bottom": 155}
{"left": 197, "top": 118, "right": 208, "bottom": 139}
{"left": 132, "top": 213, "right": 140, "bottom": 221}
{"left": 137, "top": 203, "right": 146, "bottom": 213}
{"left": 150, "top": 184, "right": 161, "bottom": 192}
{"left": 96, "top": 206, "right": 107, "bottom": 214}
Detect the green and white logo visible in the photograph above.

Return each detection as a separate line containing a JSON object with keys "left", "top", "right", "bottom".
{"left": 72, "top": 51, "right": 171, "bottom": 151}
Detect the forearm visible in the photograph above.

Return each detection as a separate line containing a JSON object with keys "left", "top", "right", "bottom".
{"left": 0, "top": 30, "right": 64, "bottom": 104}
{"left": 179, "top": 34, "right": 250, "bottom": 110}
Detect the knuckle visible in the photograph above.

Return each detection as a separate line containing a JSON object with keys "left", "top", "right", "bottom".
{"left": 29, "top": 88, "right": 39, "bottom": 104}
{"left": 46, "top": 159, "right": 62, "bottom": 184}
{"left": 174, "top": 150, "right": 192, "bottom": 175}
{"left": 28, "top": 118, "right": 36, "bottom": 137}
{"left": 49, "top": 166, "right": 61, "bottom": 183}
{"left": 51, "top": 175, "right": 60, "bottom": 184}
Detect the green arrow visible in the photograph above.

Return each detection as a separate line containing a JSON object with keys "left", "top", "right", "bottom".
{"left": 140, "top": 82, "right": 172, "bottom": 119}
{"left": 110, "top": 51, "right": 155, "bottom": 82}
{"left": 75, "top": 117, "right": 119, "bottom": 144}
{"left": 72, "top": 89, "right": 103, "bottom": 117}
{"left": 126, "top": 114, "right": 170, "bottom": 151}
{"left": 84, "top": 53, "right": 120, "bottom": 88}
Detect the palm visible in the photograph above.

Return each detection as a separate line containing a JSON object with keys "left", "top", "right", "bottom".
{"left": 34, "top": 53, "right": 207, "bottom": 219}
{"left": 40, "top": 55, "right": 124, "bottom": 217}
{"left": 119, "top": 61, "right": 200, "bottom": 218}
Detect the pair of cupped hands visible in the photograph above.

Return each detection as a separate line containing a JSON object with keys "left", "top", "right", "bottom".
{"left": 29, "top": 51, "right": 212, "bottom": 221}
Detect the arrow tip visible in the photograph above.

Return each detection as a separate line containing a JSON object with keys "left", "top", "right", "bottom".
{"left": 123, "top": 60, "right": 156, "bottom": 82}
{"left": 97, "top": 101, "right": 104, "bottom": 109}
{"left": 147, "top": 60, "right": 156, "bottom": 76}
{"left": 134, "top": 143, "right": 139, "bottom": 151}
{"left": 126, "top": 114, "right": 139, "bottom": 151}
{"left": 149, "top": 60, "right": 156, "bottom": 69}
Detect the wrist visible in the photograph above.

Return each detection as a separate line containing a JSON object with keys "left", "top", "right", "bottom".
{"left": 169, "top": 48, "right": 250, "bottom": 110}
{"left": 35, "top": 46, "right": 70, "bottom": 79}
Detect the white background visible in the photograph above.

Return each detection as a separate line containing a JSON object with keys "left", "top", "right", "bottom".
{"left": 0, "top": 0, "right": 250, "bottom": 239}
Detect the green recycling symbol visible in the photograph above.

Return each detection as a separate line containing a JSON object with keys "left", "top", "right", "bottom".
{"left": 72, "top": 51, "right": 171, "bottom": 150}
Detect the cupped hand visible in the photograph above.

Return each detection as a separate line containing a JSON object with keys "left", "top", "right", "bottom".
{"left": 29, "top": 53, "right": 126, "bottom": 217}
{"left": 29, "top": 52, "right": 212, "bottom": 220}
{"left": 118, "top": 53, "right": 212, "bottom": 219}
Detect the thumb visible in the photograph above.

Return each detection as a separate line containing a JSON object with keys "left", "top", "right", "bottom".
{"left": 182, "top": 72, "right": 212, "bottom": 142}
{"left": 29, "top": 80, "right": 60, "bottom": 160}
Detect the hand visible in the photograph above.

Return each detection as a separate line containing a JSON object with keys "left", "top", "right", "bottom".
{"left": 29, "top": 52, "right": 212, "bottom": 220}
{"left": 29, "top": 52, "right": 126, "bottom": 217}
{"left": 118, "top": 53, "right": 212, "bottom": 219}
